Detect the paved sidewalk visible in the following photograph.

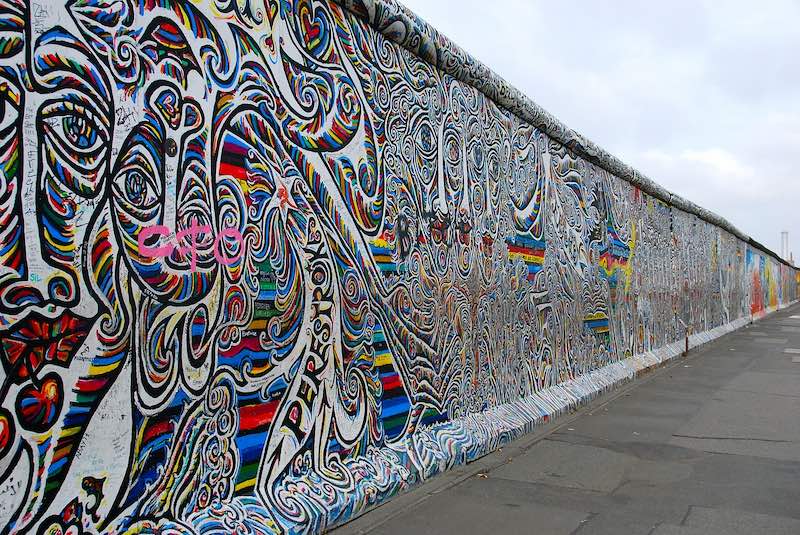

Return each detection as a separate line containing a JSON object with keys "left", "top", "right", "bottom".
{"left": 334, "top": 304, "right": 800, "bottom": 535}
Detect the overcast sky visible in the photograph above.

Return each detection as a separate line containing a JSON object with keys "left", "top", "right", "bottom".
{"left": 401, "top": 0, "right": 800, "bottom": 262}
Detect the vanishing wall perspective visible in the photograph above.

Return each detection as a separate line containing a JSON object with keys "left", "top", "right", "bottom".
{"left": 0, "top": 0, "right": 796, "bottom": 533}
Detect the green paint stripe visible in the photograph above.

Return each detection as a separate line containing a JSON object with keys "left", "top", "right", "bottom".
{"left": 237, "top": 462, "right": 259, "bottom": 482}
{"left": 254, "top": 308, "right": 280, "bottom": 319}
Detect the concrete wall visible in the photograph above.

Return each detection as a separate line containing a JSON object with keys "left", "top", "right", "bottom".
{"left": 0, "top": 0, "right": 795, "bottom": 532}
{"left": 746, "top": 247, "right": 795, "bottom": 318}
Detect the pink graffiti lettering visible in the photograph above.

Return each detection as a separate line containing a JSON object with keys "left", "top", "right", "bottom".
{"left": 176, "top": 222, "right": 211, "bottom": 272}
{"left": 214, "top": 227, "right": 245, "bottom": 267}
{"left": 137, "top": 224, "right": 244, "bottom": 271}
{"left": 138, "top": 225, "right": 173, "bottom": 258}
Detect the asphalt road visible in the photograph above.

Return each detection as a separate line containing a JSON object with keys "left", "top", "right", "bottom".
{"left": 335, "top": 304, "right": 800, "bottom": 535}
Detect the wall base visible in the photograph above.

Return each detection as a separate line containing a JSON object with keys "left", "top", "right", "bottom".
{"left": 331, "top": 301, "right": 797, "bottom": 532}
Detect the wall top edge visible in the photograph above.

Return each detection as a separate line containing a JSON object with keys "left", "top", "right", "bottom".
{"left": 331, "top": 0, "right": 795, "bottom": 269}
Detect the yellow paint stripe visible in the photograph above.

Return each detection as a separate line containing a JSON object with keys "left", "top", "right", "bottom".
{"left": 235, "top": 478, "right": 256, "bottom": 492}
{"left": 250, "top": 363, "right": 272, "bottom": 375}
{"left": 375, "top": 351, "right": 392, "bottom": 367}
{"left": 509, "top": 252, "right": 544, "bottom": 264}
{"left": 59, "top": 426, "right": 81, "bottom": 439}
{"left": 89, "top": 363, "right": 121, "bottom": 375}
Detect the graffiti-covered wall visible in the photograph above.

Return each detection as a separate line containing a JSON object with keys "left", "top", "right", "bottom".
{"left": 0, "top": 0, "right": 795, "bottom": 533}
{"left": 746, "top": 246, "right": 796, "bottom": 317}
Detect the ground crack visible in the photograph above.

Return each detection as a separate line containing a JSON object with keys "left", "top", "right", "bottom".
{"left": 672, "top": 434, "right": 795, "bottom": 443}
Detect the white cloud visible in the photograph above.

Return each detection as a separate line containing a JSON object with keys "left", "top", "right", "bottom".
{"left": 680, "top": 149, "right": 749, "bottom": 177}
{"left": 401, "top": 0, "right": 800, "bottom": 259}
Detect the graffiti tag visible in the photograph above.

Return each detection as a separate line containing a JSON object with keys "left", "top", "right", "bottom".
{"left": 138, "top": 223, "right": 244, "bottom": 271}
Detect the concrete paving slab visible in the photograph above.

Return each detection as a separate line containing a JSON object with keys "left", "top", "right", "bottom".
{"left": 438, "top": 476, "right": 614, "bottom": 515}
{"left": 750, "top": 353, "right": 800, "bottom": 375}
{"left": 491, "top": 439, "right": 632, "bottom": 492}
{"left": 611, "top": 457, "right": 800, "bottom": 520}
{"left": 671, "top": 435, "right": 800, "bottom": 463}
{"left": 549, "top": 433, "right": 705, "bottom": 463}
{"left": 368, "top": 481, "right": 589, "bottom": 535}
{"left": 685, "top": 452, "right": 800, "bottom": 493}
{"left": 651, "top": 525, "right": 709, "bottom": 535}
{"left": 722, "top": 370, "right": 800, "bottom": 397}
{"left": 671, "top": 389, "right": 800, "bottom": 461}
{"left": 568, "top": 493, "right": 695, "bottom": 534}
{"left": 750, "top": 337, "right": 789, "bottom": 344}
{"left": 574, "top": 514, "right": 662, "bottom": 535}
{"left": 684, "top": 506, "right": 800, "bottom": 534}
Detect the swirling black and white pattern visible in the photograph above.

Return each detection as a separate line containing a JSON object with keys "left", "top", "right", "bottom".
{"left": 0, "top": 0, "right": 796, "bottom": 534}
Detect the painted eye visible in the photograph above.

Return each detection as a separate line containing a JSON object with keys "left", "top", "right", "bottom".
{"left": 115, "top": 142, "right": 160, "bottom": 211}
{"left": 120, "top": 162, "right": 158, "bottom": 210}
{"left": 61, "top": 114, "right": 98, "bottom": 150}
{"left": 42, "top": 104, "right": 104, "bottom": 155}
{"left": 38, "top": 99, "right": 109, "bottom": 196}
{"left": 471, "top": 143, "right": 483, "bottom": 167}
{"left": 447, "top": 137, "right": 459, "bottom": 161}
{"left": 125, "top": 169, "right": 149, "bottom": 207}
{"left": 414, "top": 123, "right": 435, "bottom": 156}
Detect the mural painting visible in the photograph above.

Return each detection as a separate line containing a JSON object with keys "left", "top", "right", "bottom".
{"left": 0, "top": 0, "right": 795, "bottom": 533}
{"left": 747, "top": 246, "right": 793, "bottom": 317}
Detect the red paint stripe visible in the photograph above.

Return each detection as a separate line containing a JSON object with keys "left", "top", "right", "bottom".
{"left": 381, "top": 374, "right": 402, "bottom": 392}
{"left": 239, "top": 400, "right": 280, "bottom": 433}
{"left": 219, "top": 162, "right": 247, "bottom": 179}
{"left": 142, "top": 420, "right": 173, "bottom": 444}
{"left": 220, "top": 337, "right": 266, "bottom": 357}
{"left": 506, "top": 244, "right": 545, "bottom": 256}
{"left": 75, "top": 377, "right": 107, "bottom": 392}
